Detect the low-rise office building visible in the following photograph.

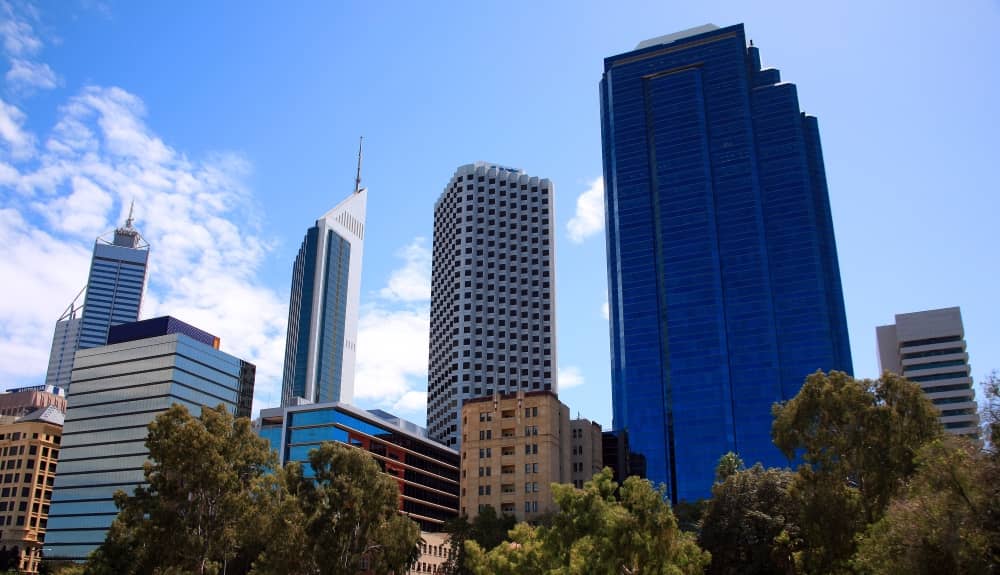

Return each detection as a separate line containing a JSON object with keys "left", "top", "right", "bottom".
{"left": 44, "top": 316, "right": 255, "bottom": 561}
{"left": 0, "top": 406, "right": 63, "bottom": 574}
{"left": 569, "top": 418, "right": 603, "bottom": 488}
{"left": 259, "top": 403, "right": 460, "bottom": 531}
{"left": 877, "top": 307, "right": 980, "bottom": 437}
{"left": 459, "top": 391, "right": 570, "bottom": 522}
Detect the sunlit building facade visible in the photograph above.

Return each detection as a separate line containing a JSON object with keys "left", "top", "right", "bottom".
{"left": 427, "top": 163, "right": 557, "bottom": 448}
{"left": 44, "top": 317, "right": 254, "bottom": 561}
{"left": 259, "top": 402, "right": 460, "bottom": 531}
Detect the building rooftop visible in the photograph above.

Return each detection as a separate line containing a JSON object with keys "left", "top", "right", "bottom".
{"left": 17, "top": 405, "right": 64, "bottom": 426}
{"left": 635, "top": 24, "right": 720, "bottom": 50}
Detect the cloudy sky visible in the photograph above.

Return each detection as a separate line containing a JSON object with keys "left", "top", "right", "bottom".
{"left": 1, "top": 1, "right": 998, "bottom": 426}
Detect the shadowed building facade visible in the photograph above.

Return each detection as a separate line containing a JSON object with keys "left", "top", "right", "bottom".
{"left": 600, "top": 24, "right": 852, "bottom": 502}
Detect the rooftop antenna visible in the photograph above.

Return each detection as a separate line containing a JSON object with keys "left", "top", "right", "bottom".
{"left": 125, "top": 199, "right": 135, "bottom": 228}
{"left": 354, "top": 136, "right": 364, "bottom": 194}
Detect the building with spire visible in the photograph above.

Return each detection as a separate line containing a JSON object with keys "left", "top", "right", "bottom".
{"left": 280, "top": 140, "right": 367, "bottom": 406}
{"left": 44, "top": 205, "right": 149, "bottom": 392}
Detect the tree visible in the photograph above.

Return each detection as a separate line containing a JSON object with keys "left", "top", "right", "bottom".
{"left": 981, "top": 370, "right": 1000, "bottom": 447}
{"left": 699, "top": 456, "right": 798, "bottom": 575}
{"left": 0, "top": 547, "right": 19, "bottom": 571}
{"left": 771, "top": 371, "right": 942, "bottom": 573}
{"left": 854, "top": 437, "right": 1000, "bottom": 574}
{"left": 441, "top": 506, "right": 517, "bottom": 575}
{"left": 465, "top": 469, "right": 709, "bottom": 575}
{"left": 86, "top": 404, "right": 277, "bottom": 575}
{"left": 251, "top": 441, "right": 421, "bottom": 575}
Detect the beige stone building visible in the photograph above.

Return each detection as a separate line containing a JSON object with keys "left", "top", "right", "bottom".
{"left": 460, "top": 391, "right": 570, "bottom": 522}
{"left": 569, "top": 418, "right": 603, "bottom": 488}
{"left": 0, "top": 386, "right": 66, "bottom": 418}
{"left": 409, "top": 531, "right": 451, "bottom": 574}
{"left": 0, "top": 406, "right": 63, "bottom": 574}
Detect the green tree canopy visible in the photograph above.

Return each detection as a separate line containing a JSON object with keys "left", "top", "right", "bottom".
{"left": 854, "top": 437, "right": 999, "bottom": 574}
{"left": 465, "top": 468, "right": 709, "bottom": 575}
{"left": 86, "top": 404, "right": 276, "bottom": 575}
{"left": 251, "top": 441, "right": 421, "bottom": 575}
{"left": 771, "top": 371, "right": 942, "bottom": 574}
{"left": 441, "top": 506, "right": 517, "bottom": 575}
{"left": 699, "top": 457, "right": 798, "bottom": 575}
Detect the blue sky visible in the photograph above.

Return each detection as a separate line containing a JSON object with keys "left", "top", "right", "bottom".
{"left": 1, "top": 0, "right": 997, "bottom": 428}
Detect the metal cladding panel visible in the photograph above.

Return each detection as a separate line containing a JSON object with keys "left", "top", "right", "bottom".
{"left": 107, "top": 316, "right": 219, "bottom": 347}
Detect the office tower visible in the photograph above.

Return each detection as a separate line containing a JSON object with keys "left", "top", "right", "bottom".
{"left": 877, "top": 307, "right": 980, "bottom": 437}
{"left": 258, "top": 403, "right": 460, "bottom": 531}
{"left": 427, "top": 163, "right": 557, "bottom": 447}
{"left": 0, "top": 406, "right": 63, "bottom": 574}
{"left": 280, "top": 146, "right": 367, "bottom": 407}
{"left": 459, "top": 391, "right": 570, "bottom": 521}
{"left": 44, "top": 317, "right": 255, "bottom": 561}
{"left": 600, "top": 24, "right": 853, "bottom": 502}
{"left": 0, "top": 385, "right": 66, "bottom": 417}
{"left": 44, "top": 295, "right": 82, "bottom": 391}
{"left": 77, "top": 208, "right": 149, "bottom": 350}
{"left": 569, "top": 418, "right": 603, "bottom": 489}
{"left": 44, "top": 209, "right": 149, "bottom": 391}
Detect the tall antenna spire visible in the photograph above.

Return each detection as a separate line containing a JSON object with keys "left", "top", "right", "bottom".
{"left": 125, "top": 199, "right": 135, "bottom": 229}
{"left": 354, "top": 136, "right": 364, "bottom": 194}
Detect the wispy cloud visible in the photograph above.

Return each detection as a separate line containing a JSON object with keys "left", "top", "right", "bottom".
{"left": 559, "top": 365, "right": 585, "bottom": 390}
{"left": 379, "top": 236, "right": 431, "bottom": 302}
{"left": 0, "top": 1, "right": 59, "bottom": 94}
{"left": 601, "top": 300, "right": 609, "bottom": 320}
{"left": 566, "top": 176, "right": 604, "bottom": 243}
{"left": 354, "top": 237, "right": 431, "bottom": 423}
{"left": 6, "top": 59, "right": 56, "bottom": 91}
{"left": 0, "top": 82, "right": 288, "bottom": 414}
{"left": 0, "top": 97, "right": 34, "bottom": 159}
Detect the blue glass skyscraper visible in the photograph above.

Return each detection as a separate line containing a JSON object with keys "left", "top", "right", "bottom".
{"left": 600, "top": 24, "right": 852, "bottom": 502}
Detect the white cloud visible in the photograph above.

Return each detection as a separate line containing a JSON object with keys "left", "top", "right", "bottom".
{"left": 354, "top": 303, "right": 429, "bottom": 403}
{"left": 566, "top": 176, "right": 604, "bottom": 243}
{"left": 0, "top": 83, "right": 288, "bottom": 415}
{"left": 559, "top": 365, "right": 585, "bottom": 390}
{"left": 0, "top": 98, "right": 35, "bottom": 160}
{"left": 0, "top": 2, "right": 59, "bottom": 93}
{"left": 6, "top": 59, "right": 56, "bottom": 90}
{"left": 352, "top": 237, "right": 435, "bottom": 423}
{"left": 0, "top": 3, "right": 42, "bottom": 58}
{"left": 378, "top": 237, "right": 431, "bottom": 302}
{"left": 393, "top": 390, "right": 427, "bottom": 414}
{"left": 601, "top": 300, "right": 609, "bottom": 320}
{"left": 0, "top": 208, "right": 90, "bottom": 378}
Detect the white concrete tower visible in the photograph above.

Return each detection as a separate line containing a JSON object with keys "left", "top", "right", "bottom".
{"left": 877, "top": 306, "right": 981, "bottom": 437}
{"left": 427, "top": 163, "right": 557, "bottom": 447}
{"left": 280, "top": 141, "right": 367, "bottom": 406}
